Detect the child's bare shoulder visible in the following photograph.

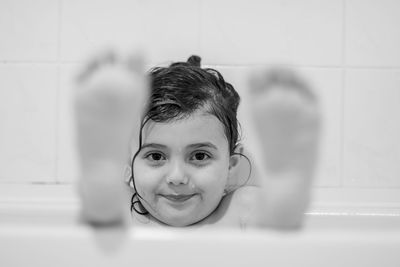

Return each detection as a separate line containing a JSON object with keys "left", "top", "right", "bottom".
{"left": 229, "top": 185, "right": 261, "bottom": 207}
{"left": 214, "top": 185, "right": 262, "bottom": 228}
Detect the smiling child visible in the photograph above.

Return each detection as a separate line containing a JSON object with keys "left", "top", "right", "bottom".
{"left": 75, "top": 53, "right": 320, "bottom": 229}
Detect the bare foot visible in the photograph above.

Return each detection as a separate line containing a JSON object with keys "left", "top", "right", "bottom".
{"left": 74, "top": 51, "right": 148, "bottom": 226}
{"left": 248, "top": 68, "right": 321, "bottom": 228}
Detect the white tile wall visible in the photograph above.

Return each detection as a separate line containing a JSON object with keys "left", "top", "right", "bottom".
{"left": 346, "top": 0, "right": 400, "bottom": 67}
{"left": 0, "top": 65, "right": 58, "bottom": 182}
{"left": 0, "top": 0, "right": 58, "bottom": 61}
{"left": 343, "top": 69, "right": 400, "bottom": 187}
{"left": 200, "top": 0, "right": 343, "bottom": 66}
{"left": 0, "top": 0, "right": 399, "bottom": 205}
{"left": 61, "top": 0, "right": 201, "bottom": 64}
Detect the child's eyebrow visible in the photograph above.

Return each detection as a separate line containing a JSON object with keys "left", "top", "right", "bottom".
{"left": 140, "top": 142, "right": 218, "bottom": 150}
{"left": 141, "top": 143, "right": 168, "bottom": 150}
{"left": 187, "top": 142, "right": 218, "bottom": 150}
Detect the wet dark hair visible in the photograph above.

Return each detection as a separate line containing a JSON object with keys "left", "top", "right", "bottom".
{"left": 128, "top": 55, "right": 250, "bottom": 216}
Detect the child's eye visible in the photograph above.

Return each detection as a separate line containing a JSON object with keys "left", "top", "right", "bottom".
{"left": 145, "top": 152, "right": 166, "bottom": 162}
{"left": 190, "top": 152, "right": 211, "bottom": 162}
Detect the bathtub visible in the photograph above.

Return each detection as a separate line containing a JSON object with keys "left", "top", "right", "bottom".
{"left": 1, "top": 184, "right": 400, "bottom": 267}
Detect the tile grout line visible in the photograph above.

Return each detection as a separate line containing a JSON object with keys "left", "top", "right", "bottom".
{"left": 1, "top": 61, "right": 400, "bottom": 70}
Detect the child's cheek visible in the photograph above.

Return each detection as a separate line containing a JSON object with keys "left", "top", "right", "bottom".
{"left": 133, "top": 160, "right": 162, "bottom": 193}
{"left": 193, "top": 160, "right": 229, "bottom": 187}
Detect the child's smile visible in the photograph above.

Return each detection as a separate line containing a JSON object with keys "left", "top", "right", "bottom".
{"left": 133, "top": 110, "right": 233, "bottom": 226}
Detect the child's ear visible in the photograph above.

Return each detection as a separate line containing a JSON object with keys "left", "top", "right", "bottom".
{"left": 229, "top": 144, "right": 244, "bottom": 171}
{"left": 225, "top": 145, "right": 245, "bottom": 195}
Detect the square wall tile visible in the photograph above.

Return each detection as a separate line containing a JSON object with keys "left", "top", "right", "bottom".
{"left": 0, "top": 64, "right": 58, "bottom": 182}
{"left": 0, "top": 0, "right": 58, "bottom": 61}
{"left": 346, "top": 0, "right": 400, "bottom": 67}
{"left": 344, "top": 69, "right": 400, "bottom": 187}
{"left": 201, "top": 0, "right": 343, "bottom": 66}
{"left": 216, "top": 66, "right": 342, "bottom": 187}
{"left": 61, "top": 0, "right": 200, "bottom": 64}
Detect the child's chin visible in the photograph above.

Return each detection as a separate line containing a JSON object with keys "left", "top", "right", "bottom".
{"left": 158, "top": 212, "right": 202, "bottom": 227}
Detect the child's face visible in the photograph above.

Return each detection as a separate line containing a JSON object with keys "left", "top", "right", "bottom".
{"left": 133, "top": 110, "right": 231, "bottom": 226}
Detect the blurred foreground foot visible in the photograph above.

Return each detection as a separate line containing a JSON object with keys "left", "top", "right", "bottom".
{"left": 74, "top": 51, "right": 148, "bottom": 226}
{"left": 249, "top": 68, "right": 321, "bottom": 229}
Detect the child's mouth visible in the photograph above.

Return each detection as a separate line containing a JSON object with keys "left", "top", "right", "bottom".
{"left": 161, "top": 194, "right": 197, "bottom": 202}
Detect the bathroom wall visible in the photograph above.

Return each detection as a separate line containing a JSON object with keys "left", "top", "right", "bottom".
{"left": 1, "top": 0, "right": 399, "bottom": 209}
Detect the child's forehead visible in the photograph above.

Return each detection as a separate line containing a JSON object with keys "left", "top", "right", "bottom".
{"left": 142, "top": 111, "right": 228, "bottom": 144}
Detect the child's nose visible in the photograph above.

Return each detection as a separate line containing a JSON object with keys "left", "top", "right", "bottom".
{"left": 165, "top": 161, "right": 188, "bottom": 185}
